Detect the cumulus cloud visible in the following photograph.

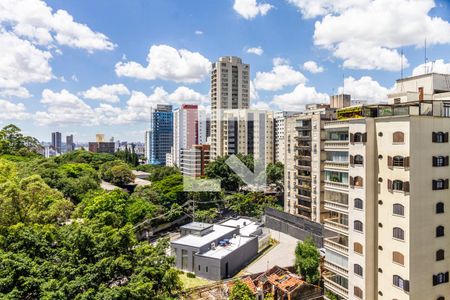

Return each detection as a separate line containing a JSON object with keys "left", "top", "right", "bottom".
{"left": 247, "top": 46, "right": 264, "bottom": 55}
{"left": 115, "top": 44, "right": 211, "bottom": 83}
{"left": 303, "top": 60, "right": 324, "bottom": 73}
{"left": 272, "top": 84, "right": 329, "bottom": 111}
{"left": 254, "top": 58, "right": 306, "bottom": 91}
{"left": 291, "top": 0, "right": 450, "bottom": 71}
{"left": 81, "top": 84, "right": 130, "bottom": 103}
{"left": 233, "top": 0, "right": 273, "bottom": 19}
{"left": 0, "top": 0, "right": 116, "bottom": 51}
{"left": 412, "top": 59, "right": 450, "bottom": 76}
{"left": 338, "top": 76, "right": 390, "bottom": 102}
{"left": 0, "top": 87, "right": 32, "bottom": 99}
{"left": 251, "top": 101, "right": 273, "bottom": 111}
{"left": 36, "top": 89, "right": 98, "bottom": 126}
{"left": 0, "top": 31, "right": 52, "bottom": 92}
{"left": 0, "top": 99, "right": 29, "bottom": 120}
{"left": 195, "top": 30, "right": 203, "bottom": 35}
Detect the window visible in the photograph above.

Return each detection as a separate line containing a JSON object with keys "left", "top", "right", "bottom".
{"left": 433, "top": 156, "right": 449, "bottom": 167}
{"left": 436, "top": 249, "right": 445, "bottom": 261}
{"left": 393, "top": 131, "right": 405, "bottom": 143}
{"left": 354, "top": 220, "right": 363, "bottom": 232}
{"left": 198, "top": 265, "right": 201, "bottom": 271}
{"left": 351, "top": 176, "right": 363, "bottom": 187}
{"left": 393, "top": 251, "right": 405, "bottom": 265}
{"left": 354, "top": 155, "right": 364, "bottom": 165}
{"left": 437, "top": 297, "right": 445, "bottom": 300}
{"left": 354, "top": 198, "right": 363, "bottom": 209}
{"left": 388, "top": 179, "right": 410, "bottom": 192}
{"left": 433, "top": 179, "right": 449, "bottom": 190}
{"left": 433, "top": 132, "right": 449, "bottom": 143}
{"left": 393, "top": 227, "right": 405, "bottom": 240}
{"left": 393, "top": 180, "right": 403, "bottom": 191}
{"left": 354, "top": 264, "right": 363, "bottom": 276}
{"left": 354, "top": 242, "right": 363, "bottom": 254}
{"left": 388, "top": 155, "right": 409, "bottom": 168}
{"left": 433, "top": 272, "right": 449, "bottom": 286}
{"left": 206, "top": 266, "right": 208, "bottom": 273}
{"left": 354, "top": 286, "right": 363, "bottom": 299}
{"left": 352, "top": 132, "right": 366, "bottom": 143}
{"left": 393, "top": 204, "right": 405, "bottom": 216}
{"left": 437, "top": 202, "right": 445, "bottom": 214}
{"left": 436, "top": 226, "right": 445, "bottom": 237}
{"left": 393, "top": 275, "right": 405, "bottom": 289}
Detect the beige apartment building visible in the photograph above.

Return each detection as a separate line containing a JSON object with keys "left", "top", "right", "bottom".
{"left": 210, "top": 56, "right": 250, "bottom": 160}
{"left": 321, "top": 73, "right": 450, "bottom": 300}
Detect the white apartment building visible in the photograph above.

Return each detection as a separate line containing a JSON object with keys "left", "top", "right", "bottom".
{"left": 284, "top": 104, "right": 335, "bottom": 223}
{"left": 274, "top": 111, "right": 297, "bottom": 165}
{"left": 322, "top": 73, "right": 450, "bottom": 300}
{"left": 144, "top": 130, "right": 151, "bottom": 164}
{"left": 221, "top": 109, "right": 274, "bottom": 165}
{"left": 210, "top": 56, "right": 250, "bottom": 159}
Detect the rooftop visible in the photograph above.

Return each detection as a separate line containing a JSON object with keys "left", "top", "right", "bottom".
{"left": 198, "top": 235, "right": 254, "bottom": 259}
{"left": 220, "top": 218, "right": 261, "bottom": 237}
{"left": 181, "top": 222, "right": 213, "bottom": 231}
{"left": 172, "top": 224, "right": 236, "bottom": 248}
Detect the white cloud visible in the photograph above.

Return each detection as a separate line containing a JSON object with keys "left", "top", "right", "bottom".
{"left": 251, "top": 101, "right": 273, "bottom": 110}
{"left": 254, "top": 58, "right": 306, "bottom": 91}
{"left": 272, "top": 84, "right": 328, "bottom": 111}
{"left": 412, "top": 59, "right": 450, "bottom": 76}
{"left": 250, "top": 81, "right": 258, "bottom": 100}
{"left": 233, "top": 0, "right": 273, "bottom": 19}
{"left": 0, "top": 99, "right": 29, "bottom": 120}
{"left": 115, "top": 44, "right": 211, "bottom": 83}
{"left": 303, "top": 60, "right": 324, "bottom": 73}
{"left": 338, "top": 76, "right": 390, "bottom": 102}
{"left": 307, "top": 0, "right": 450, "bottom": 71}
{"left": 247, "top": 46, "right": 264, "bottom": 55}
{"left": 36, "top": 89, "right": 97, "bottom": 126}
{"left": 81, "top": 84, "right": 130, "bottom": 103}
{"left": 0, "top": 0, "right": 115, "bottom": 51}
{"left": 287, "top": 0, "right": 369, "bottom": 19}
{"left": 195, "top": 30, "right": 203, "bottom": 35}
{"left": 0, "top": 31, "right": 52, "bottom": 91}
{"left": 0, "top": 87, "right": 32, "bottom": 99}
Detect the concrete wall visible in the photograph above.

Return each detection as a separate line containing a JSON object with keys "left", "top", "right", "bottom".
{"left": 264, "top": 207, "right": 324, "bottom": 247}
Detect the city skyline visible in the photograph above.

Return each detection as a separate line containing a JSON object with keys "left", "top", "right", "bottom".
{"left": 1, "top": 0, "right": 450, "bottom": 142}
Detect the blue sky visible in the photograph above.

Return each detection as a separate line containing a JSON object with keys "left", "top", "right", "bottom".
{"left": 1, "top": 0, "right": 450, "bottom": 142}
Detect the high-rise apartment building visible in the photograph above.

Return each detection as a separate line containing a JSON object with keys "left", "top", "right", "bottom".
{"left": 144, "top": 130, "right": 151, "bottom": 164}
{"left": 307, "top": 73, "right": 450, "bottom": 300}
{"left": 284, "top": 104, "right": 336, "bottom": 223}
{"left": 51, "top": 132, "right": 62, "bottom": 154}
{"left": 172, "top": 104, "right": 199, "bottom": 167}
{"left": 210, "top": 56, "right": 250, "bottom": 159}
{"left": 198, "top": 109, "right": 211, "bottom": 145}
{"left": 274, "top": 111, "right": 297, "bottom": 164}
{"left": 66, "top": 135, "right": 75, "bottom": 152}
{"left": 150, "top": 104, "right": 173, "bottom": 165}
{"left": 221, "top": 109, "right": 274, "bottom": 165}
{"left": 180, "top": 144, "right": 210, "bottom": 178}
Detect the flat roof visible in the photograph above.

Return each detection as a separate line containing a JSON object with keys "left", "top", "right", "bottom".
{"left": 221, "top": 218, "right": 261, "bottom": 236}
{"left": 181, "top": 222, "right": 213, "bottom": 231}
{"left": 172, "top": 224, "right": 236, "bottom": 248}
{"left": 198, "top": 235, "right": 254, "bottom": 259}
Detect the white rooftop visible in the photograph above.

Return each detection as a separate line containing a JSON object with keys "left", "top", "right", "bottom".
{"left": 199, "top": 235, "right": 254, "bottom": 259}
{"left": 221, "top": 218, "right": 261, "bottom": 237}
{"left": 172, "top": 224, "right": 236, "bottom": 248}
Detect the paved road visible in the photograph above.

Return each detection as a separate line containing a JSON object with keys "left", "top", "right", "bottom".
{"left": 243, "top": 229, "right": 299, "bottom": 274}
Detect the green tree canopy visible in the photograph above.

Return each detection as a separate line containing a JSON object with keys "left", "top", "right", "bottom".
{"left": 294, "top": 237, "right": 321, "bottom": 284}
{"left": 229, "top": 280, "right": 254, "bottom": 300}
{"left": 226, "top": 192, "right": 280, "bottom": 218}
{"left": 100, "top": 160, "right": 135, "bottom": 187}
{"left": 266, "top": 161, "right": 284, "bottom": 190}
{"left": 0, "top": 124, "right": 41, "bottom": 156}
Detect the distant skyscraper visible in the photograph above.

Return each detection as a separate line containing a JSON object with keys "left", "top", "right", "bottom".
{"left": 144, "top": 130, "right": 152, "bottom": 164}
{"left": 274, "top": 111, "right": 297, "bottom": 164}
{"left": 150, "top": 104, "right": 173, "bottom": 165}
{"left": 172, "top": 104, "right": 198, "bottom": 167}
{"left": 51, "top": 132, "right": 62, "bottom": 154}
{"left": 198, "top": 109, "right": 211, "bottom": 145}
{"left": 66, "top": 135, "right": 75, "bottom": 152}
{"left": 210, "top": 56, "right": 250, "bottom": 159}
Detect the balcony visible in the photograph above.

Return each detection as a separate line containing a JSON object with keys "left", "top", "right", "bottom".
{"left": 324, "top": 236, "right": 348, "bottom": 255}
{"left": 295, "top": 145, "right": 311, "bottom": 150}
{"left": 324, "top": 198, "right": 348, "bottom": 214}
{"left": 324, "top": 140, "right": 349, "bottom": 150}
{"left": 295, "top": 184, "right": 311, "bottom": 191}
{"left": 295, "top": 155, "right": 311, "bottom": 161}
{"left": 324, "top": 217, "right": 348, "bottom": 235}
{"left": 323, "top": 274, "right": 349, "bottom": 299}
{"left": 295, "top": 135, "right": 311, "bottom": 141}
{"left": 324, "top": 260, "right": 349, "bottom": 278}
{"left": 294, "top": 174, "right": 311, "bottom": 181}
{"left": 295, "top": 124, "right": 311, "bottom": 131}
{"left": 295, "top": 203, "right": 312, "bottom": 212}
{"left": 324, "top": 180, "right": 348, "bottom": 192}
{"left": 324, "top": 161, "right": 349, "bottom": 170}
{"left": 295, "top": 193, "right": 311, "bottom": 201}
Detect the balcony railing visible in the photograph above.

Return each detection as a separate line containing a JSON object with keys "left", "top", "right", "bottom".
{"left": 324, "top": 180, "right": 348, "bottom": 191}
{"left": 294, "top": 174, "right": 311, "bottom": 181}
{"left": 295, "top": 193, "right": 311, "bottom": 201}
{"left": 294, "top": 155, "right": 311, "bottom": 161}
{"left": 324, "top": 260, "right": 349, "bottom": 277}
{"left": 295, "top": 184, "right": 311, "bottom": 191}
{"left": 324, "top": 161, "right": 349, "bottom": 170}
{"left": 324, "top": 237, "right": 349, "bottom": 255}
{"left": 324, "top": 198, "right": 349, "bottom": 213}
{"left": 324, "top": 218, "right": 348, "bottom": 235}
{"left": 323, "top": 274, "right": 349, "bottom": 299}
{"left": 295, "top": 135, "right": 311, "bottom": 141}
{"left": 295, "top": 165, "right": 311, "bottom": 171}
{"left": 324, "top": 140, "right": 349, "bottom": 149}
{"left": 295, "top": 124, "right": 311, "bottom": 131}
